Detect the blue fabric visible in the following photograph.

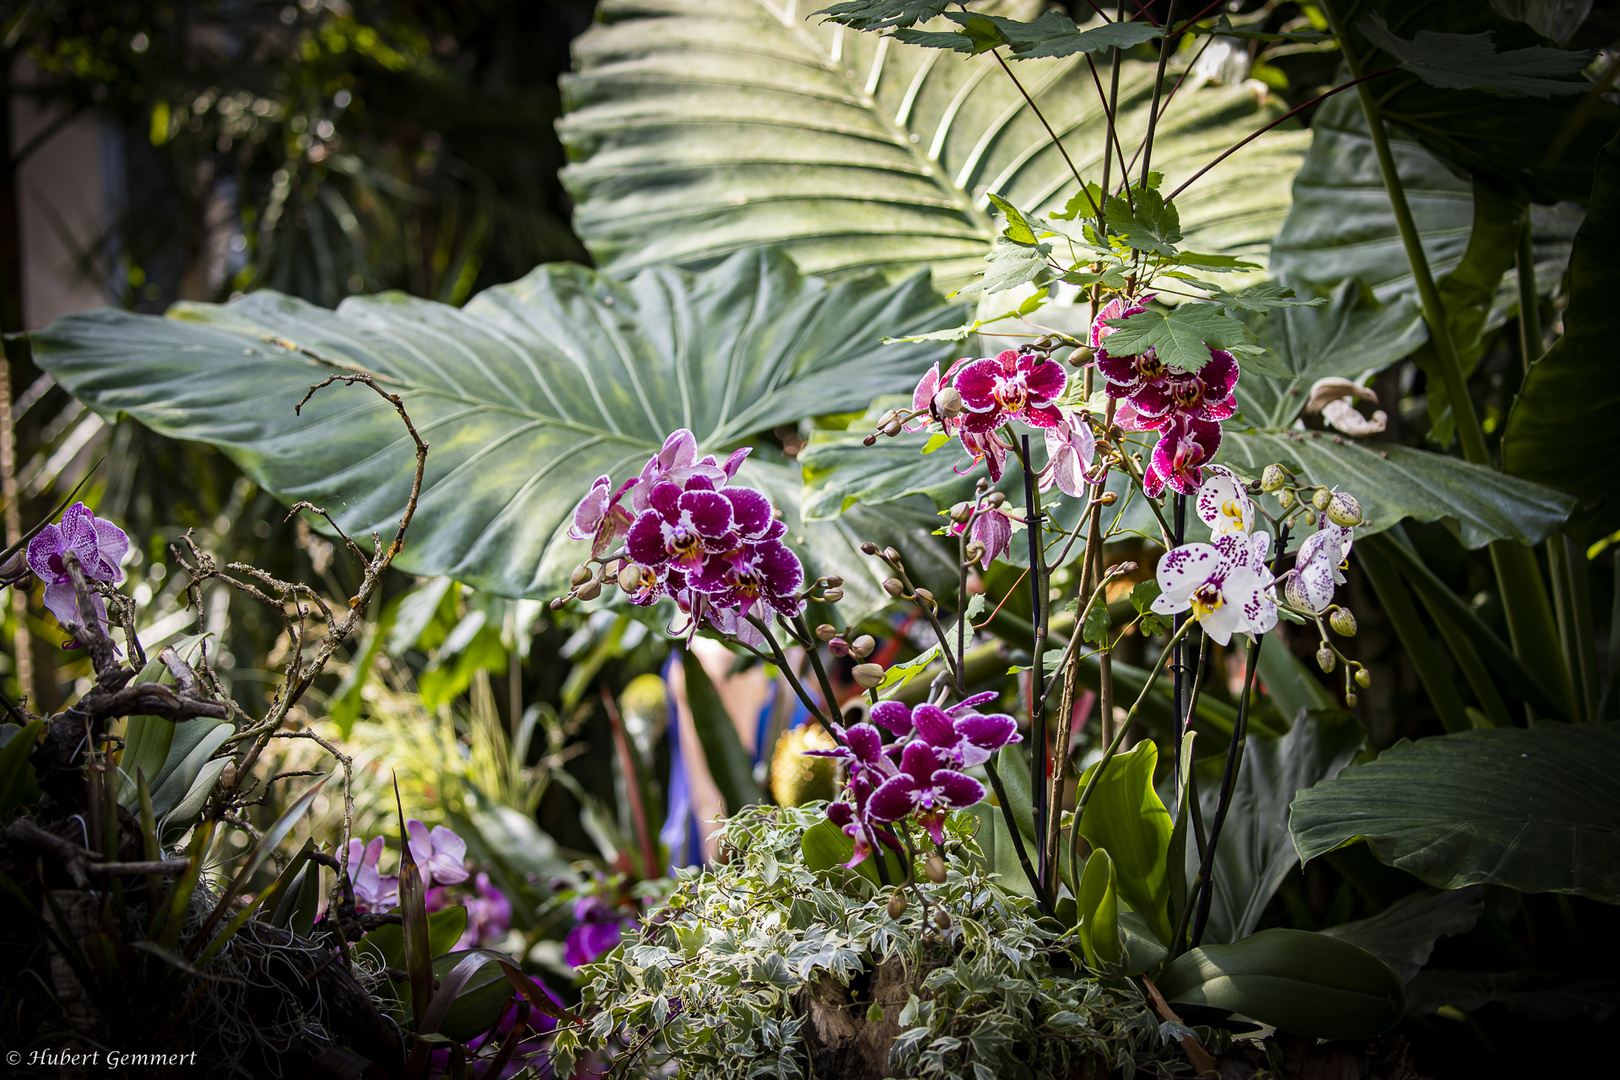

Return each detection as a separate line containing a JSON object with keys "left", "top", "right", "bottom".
{"left": 658, "top": 649, "right": 702, "bottom": 873}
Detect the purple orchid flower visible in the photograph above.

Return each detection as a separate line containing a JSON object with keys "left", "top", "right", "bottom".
{"left": 824, "top": 770, "right": 904, "bottom": 869}
{"left": 632, "top": 429, "right": 747, "bottom": 512}
{"left": 950, "top": 503, "right": 1021, "bottom": 570}
{"left": 1143, "top": 414, "right": 1222, "bottom": 498}
{"left": 955, "top": 349, "right": 1067, "bottom": 433}
{"left": 805, "top": 722, "right": 896, "bottom": 781}
{"left": 906, "top": 701, "right": 1021, "bottom": 770}
{"left": 565, "top": 896, "right": 630, "bottom": 968}
{"left": 407, "top": 820, "right": 469, "bottom": 889}
{"left": 569, "top": 475, "right": 637, "bottom": 558}
{"left": 867, "top": 742, "right": 985, "bottom": 845}
{"left": 626, "top": 479, "right": 738, "bottom": 573}
{"left": 346, "top": 836, "right": 400, "bottom": 913}
{"left": 26, "top": 502, "right": 129, "bottom": 639}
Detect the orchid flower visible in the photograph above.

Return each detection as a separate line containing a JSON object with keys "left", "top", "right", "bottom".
{"left": 1282, "top": 519, "right": 1353, "bottom": 613}
{"left": 346, "top": 836, "right": 400, "bottom": 913}
{"left": 566, "top": 895, "right": 630, "bottom": 968}
{"left": 1195, "top": 464, "right": 1254, "bottom": 538}
{"left": 1150, "top": 539, "right": 1279, "bottom": 646}
{"left": 569, "top": 475, "right": 637, "bottom": 557}
{"left": 868, "top": 742, "right": 986, "bottom": 845}
{"left": 26, "top": 502, "right": 129, "bottom": 639}
{"left": 1041, "top": 413, "right": 1096, "bottom": 498}
{"left": 626, "top": 479, "right": 738, "bottom": 573}
{"left": 955, "top": 349, "right": 1067, "bottom": 432}
{"left": 1143, "top": 415, "right": 1222, "bottom": 497}
{"left": 950, "top": 502, "right": 1022, "bottom": 570}
{"left": 407, "top": 819, "right": 469, "bottom": 889}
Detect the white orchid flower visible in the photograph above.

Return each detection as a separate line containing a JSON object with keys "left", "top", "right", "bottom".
{"left": 1195, "top": 464, "right": 1254, "bottom": 538}
{"left": 1151, "top": 536, "right": 1279, "bottom": 646}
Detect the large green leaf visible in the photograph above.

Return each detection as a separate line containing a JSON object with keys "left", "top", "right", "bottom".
{"left": 1329, "top": 0, "right": 1619, "bottom": 206}
{"left": 1268, "top": 91, "right": 1582, "bottom": 305}
{"left": 1504, "top": 133, "right": 1620, "bottom": 537}
{"left": 559, "top": 0, "right": 1309, "bottom": 289}
{"left": 31, "top": 249, "right": 958, "bottom": 610}
{"left": 1289, "top": 723, "right": 1620, "bottom": 903}
{"left": 1192, "top": 709, "right": 1365, "bottom": 946}
{"left": 1157, "top": 928, "right": 1405, "bottom": 1039}
{"left": 1075, "top": 741, "right": 1172, "bottom": 944}
{"left": 1233, "top": 278, "right": 1426, "bottom": 429}
{"left": 1322, "top": 886, "right": 1483, "bottom": 983}
{"left": 1217, "top": 429, "right": 1574, "bottom": 549}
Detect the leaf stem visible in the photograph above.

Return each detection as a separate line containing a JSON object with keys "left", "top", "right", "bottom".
{"left": 1187, "top": 631, "right": 1261, "bottom": 947}
{"left": 993, "top": 51, "right": 1099, "bottom": 221}
{"left": 1139, "top": 0, "right": 1177, "bottom": 186}
{"left": 1019, "top": 434, "right": 1050, "bottom": 892}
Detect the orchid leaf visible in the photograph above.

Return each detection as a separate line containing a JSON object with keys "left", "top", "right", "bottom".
{"left": 1074, "top": 741, "right": 1173, "bottom": 945}
{"left": 1322, "top": 887, "right": 1484, "bottom": 983}
{"left": 31, "top": 249, "right": 959, "bottom": 613}
{"left": 1158, "top": 928, "right": 1404, "bottom": 1039}
{"left": 560, "top": 0, "right": 1309, "bottom": 291}
{"left": 1289, "top": 723, "right": 1620, "bottom": 903}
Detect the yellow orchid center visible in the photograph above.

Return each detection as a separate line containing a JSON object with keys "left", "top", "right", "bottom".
{"left": 1189, "top": 582, "right": 1224, "bottom": 620}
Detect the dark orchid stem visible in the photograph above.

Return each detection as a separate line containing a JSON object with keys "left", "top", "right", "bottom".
{"left": 984, "top": 756, "right": 1054, "bottom": 917}
{"left": 745, "top": 614, "right": 836, "bottom": 736}
{"left": 1138, "top": 0, "right": 1177, "bottom": 187}
{"left": 1019, "top": 434, "right": 1050, "bottom": 893}
{"left": 1171, "top": 493, "right": 1187, "bottom": 792}
{"left": 868, "top": 823, "right": 894, "bottom": 888}
{"left": 1187, "top": 633, "right": 1262, "bottom": 949}
{"left": 957, "top": 522, "right": 971, "bottom": 696}
{"left": 794, "top": 611, "right": 847, "bottom": 723}
{"left": 1186, "top": 522, "right": 1290, "bottom": 948}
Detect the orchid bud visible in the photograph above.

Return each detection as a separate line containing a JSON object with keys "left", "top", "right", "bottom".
{"left": 882, "top": 419, "right": 903, "bottom": 438}
{"left": 828, "top": 637, "right": 851, "bottom": 658}
{"left": 549, "top": 597, "right": 567, "bottom": 610}
{"left": 949, "top": 501, "right": 974, "bottom": 524}
{"left": 883, "top": 546, "right": 901, "bottom": 563}
{"left": 883, "top": 578, "right": 905, "bottom": 597}
{"left": 913, "top": 588, "right": 936, "bottom": 610}
{"left": 965, "top": 541, "right": 986, "bottom": 565}
{"left": 863, "top": 433, "right": 878, "bottom": 447}
{"left": 861, "top": 542, "right": 879, "bottom": 555}
{"left": 1068, "top": 345, "right": 1096, "bottom": 368}
{"left": 1345, "top": 691, "right": 1359, "bottom": 707}
{"left": 934, "top": 908, "right": 951, "bottom": 930}
{"left": 1316, "top": 647, "right": 1335, "bottom": 673}
{"left": 888, "top": 890, "right": 908, "bottom": 919}
{"left": 985, "top": 491, "right": 1006, "bottom": 508}
{"left": 926, "top": 853, "right": 946, "bottom": 883}
{"left": 1312, "top": 488, "right": 1333, "bottom": 511}
{"left": 618, "top": 563, "right": 644, "bottom": 593}
{"left": 877, "top": 409, "right": 899, "bottom": 428}
{"left": 1278, "top": 489, "right": 1296, "bottom": 510}
{"left": 850, "top": 634, "right": 876, "bottom": 659}
{"left": 1097, "top": 491, "right": 1117, "bottom": 506}
{"left": 824, "top": 575, "right": 844, "bottom": 588}
{"left": 1304, "top": 509, "right": 1318, "bottom": 526}
{"left": 0, "top": 550, "right": 26, "bottom": 586}
{"left": 852, "top": 663, "right": 885, "bottom": 689}
{"left": 570, "top": 564, "right": 593, "bottom": 587}
{"left": 576, "top": 579, "right": 602, "bottom": 602}
{"left": 1327, "top": 491, "right": 1363, "bottom": 527}
{"left": 1355, "top": 667, "right": 1371, "bottom": 688}
{"left": 815, "top": 623, "right": 840, "bottom": 641}
{"left": 1261, "top": 464, "right": 1286, "bottom": 493}
{"left": 933, "top": 386, "right": 964, "bottom": 418}
{"left": 822, "top": 587, "right": 844, "bottom": 603}
{"left": 1330, "top": 608, "right": 1358, "bottom": 637}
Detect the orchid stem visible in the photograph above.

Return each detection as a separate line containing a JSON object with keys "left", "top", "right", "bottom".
{"left": 794, "top": 612, "right": 846, "bottom": 723}
{"left": 1187, "top": 632, "right": 1262, "bottom": 948}
{"left": 1019, "top": 434, "right": 1051, "bottom": 894}
{"left": 746, "top": 614, "right": 834, "bottom": 733}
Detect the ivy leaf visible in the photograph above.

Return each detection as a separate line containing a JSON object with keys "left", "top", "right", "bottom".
{"left": 1081, "top": 598, "right": 1112, "bottom": 644}
{"left": 987, "top": 193, "right": 1042, "bottom": 245}
{"left": 895, "top": 12, "right": 1164, "bottom": 60}
{"left": 1359, "top": 12, "right": 1592, "bottom": 98}
{"left": 1201, "top": 282, "right": 1329, "bottom": 313}
{"left": 1101, "top": 303, "right": 1250, "bottom": 371}
{"left": 1129, "top": 580, "right": 1170, "bottom": 637}
{"left": 812, "top": 0, "right": 949, "bottom": 30}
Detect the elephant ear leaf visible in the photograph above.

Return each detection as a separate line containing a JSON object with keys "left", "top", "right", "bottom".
{"left": 30, "top": 248, "right": 960, "bottom": 611}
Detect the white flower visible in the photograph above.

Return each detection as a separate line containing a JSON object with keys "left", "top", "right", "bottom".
{"left": 1195, "top": 464, "right": 1253, "bottom": 538}
{"left": 1282, "top": 520, "right": 1353, "bottom": 613}
{"left": 1151, "top": 538, "right": 1279, "bottom": 646}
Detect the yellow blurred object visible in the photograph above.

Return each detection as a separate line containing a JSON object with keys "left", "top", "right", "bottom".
{"left": 769, "top": 721, "right": 839, "bottom": 807}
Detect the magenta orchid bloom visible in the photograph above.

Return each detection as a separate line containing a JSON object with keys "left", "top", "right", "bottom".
{"left": 627, "top": 479, "right": 738, "bottom": 573}
{"left": 955, "top": 349, "right": 1067, "bottom": 433}
{"left": 1131, "top": 350, "right": 1239, "bottom": 428}
{"left": 565, "top": 896, "right": 630, "bottom": 968}
{"left": 458, "top": 873, "right": 514, "bottom": 949}
{"left": 877, "top": 699, "right": 1020, "bottom": 770}
{"left": 631, "top": 429, "right": 746, "bottom": 513}
{"left": 346, "top": 836, "right": 400, "bottom": 913}
{"left": 26, "top": 502, "right": 129, "bottom": 639}
{"left": 406, "top": 820, "right": 469, "bottom": 889}
{"left": 805, "top": 722, "right": 896, "bottom": 782}
{"left": 868, "top": 742, "right": 986, "bottom": 845}
{"left": 569, "top": 475, "right": 637, "bottom": 558}
{"left": 1143, "top": 415, "right": 1222, "bottom": 497}
{"left": 949, "top": 502, "right": 1021, "bottom": 570}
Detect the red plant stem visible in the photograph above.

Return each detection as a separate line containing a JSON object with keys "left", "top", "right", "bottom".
{"left": 1166, "top": 66, "right": 1399, "bottom": 201}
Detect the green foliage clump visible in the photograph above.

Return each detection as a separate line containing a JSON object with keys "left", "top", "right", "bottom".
{"left": 558, "top": 804, "right": 1158, "bottom": 1080}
